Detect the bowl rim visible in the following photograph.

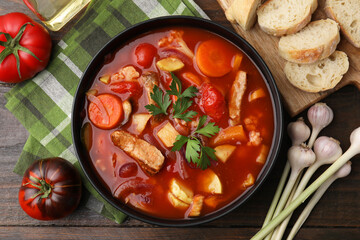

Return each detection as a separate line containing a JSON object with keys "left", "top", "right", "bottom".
{"left": 72, "top": 15, "right": 283, "bottom": 227}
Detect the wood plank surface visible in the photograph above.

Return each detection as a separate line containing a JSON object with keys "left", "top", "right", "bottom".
{"left": 1, "top": 0, "right": 360, "bottom": 240}
{"left": 217, "top": 0, "right": 360, "bottom": 116}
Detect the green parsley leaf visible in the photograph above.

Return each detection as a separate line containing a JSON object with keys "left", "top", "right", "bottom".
{"left": 186, "top": 139, "right": 201, "bottom": 163}
{"left": 195, "top": 121, "right": 220, "bottom": 137}
{"left": 171, "top": 118, "right": 220, "bottom": 170}
{"left": 196, "top": 115, "right": 208, "bottom": 131}
{"left": 172, "top": 98, "right": 197, "bottom": 122}
{"left": 166, "top": 72, "right": 198, "bottom": 99}
{"left": 181, "top": 85, "right": 198, "bottom": 98}
{"left": 172, "top": 135, "right": 189, "bottom": 152}
{"left": 145, "top": 85, "right": 171, "bottom": 116}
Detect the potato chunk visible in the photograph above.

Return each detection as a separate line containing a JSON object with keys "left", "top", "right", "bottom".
{"left": 99, "top": 74, "right": 110, "bottom": 84}
{"left": 198, "top": 169, "right": 222, "bottom": 194}
{"left": 156, "top": 57, "right": 184, "bottom": 71}
{"left": 242, "top": 173, "right": 255, "bottom": 188}
{"left": 168, "top": 192, "right": 190, "bottom": 209}
{"left": 188, "top": 195, "right": 204, "bottom": 217}
{"left": 256, "top": 144, "right": 269, "bottom": 164}
{"left": 210, "top": 125, "right": 247, "bottom": 146}
{"left": 157, "top": 122, "right": 180, "bottom": 148}
{"left": 214, "top": 145, "right": 236, "bottom": 163}
{"left": 132, "top": 113, "right": 151, "bottom": 134}
{"left": 169, "top": 178, "right": 193, "bottom": 205}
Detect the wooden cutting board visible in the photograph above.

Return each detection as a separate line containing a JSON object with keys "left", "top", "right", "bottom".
{"left": 217, "top": 0, "right": 360, "bottom": 117}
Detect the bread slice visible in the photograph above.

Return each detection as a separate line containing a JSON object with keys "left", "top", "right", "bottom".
{"left": 225, "top": 0, "right": 262, "bottom": 30}
{"left": 284, "top": 51, "right": 349, "bottom": 92}
{"left": 279, "top": 19, "right": 340, "bottom": 64}
{"left": 325, "top": 0, "right": 360, "bottom": 48}
{"left": 257, "top": 0, "right": 318, "bottom": 36}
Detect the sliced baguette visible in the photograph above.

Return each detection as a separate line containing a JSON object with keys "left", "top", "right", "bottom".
{"left": 257, "top": 0, "right": 318, "bottom": 36}
{"left": 279, "top": 19, "right": 340, "bottom": 64}
{"left": 284, "top": 51, "right": 349, "bottom": 92}
{"left": 325, "top": 0, "right": 360, "bottom": 48}
{"left": 225, "top": 0, "right": 262, "bottom": 30}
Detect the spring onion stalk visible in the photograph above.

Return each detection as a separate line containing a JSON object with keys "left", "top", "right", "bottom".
{"left": 251, "top": 126, "right": 360, "bottom": 240}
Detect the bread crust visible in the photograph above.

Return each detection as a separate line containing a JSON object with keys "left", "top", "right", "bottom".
{"left": 279, "top": 19, "right": 340, "bottom": 64}
{"left": 257, "top": 0, "right": 318, "bottom": 37}
{"left": 324, "top": 5, "right": 360, "bottom": 48}
{"left": 225, "top": 0, "right": 261, "bottom": 30}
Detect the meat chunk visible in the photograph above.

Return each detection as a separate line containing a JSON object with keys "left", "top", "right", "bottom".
{"left": 111, "top": 130, "right": 165, "bottom": 175}
{"left": 229, "top": 71, "right": 247, "bottom": 126}
{"left": 139, "top": 71, "right": 160, "bottom": 105}
{"left": 248, "top": 131, "right": 263, "bottom": 146}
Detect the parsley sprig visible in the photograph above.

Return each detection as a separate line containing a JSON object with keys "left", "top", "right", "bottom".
{"left": 171, "top": 116, "right": 220, "bottom": 170}
{"left": 145, "top": 72, "right": 198, "bottom": 122}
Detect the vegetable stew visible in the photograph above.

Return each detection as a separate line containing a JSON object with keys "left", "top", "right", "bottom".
{"left": 81, "top": 27, "right": 274, "bottom": 219}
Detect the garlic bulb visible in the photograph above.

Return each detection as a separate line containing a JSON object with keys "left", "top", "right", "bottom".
{"left": 287, "top": 118, "right": 311, "bottom": 146}
{"left": 288, "top": 144, "right": 316, "bottom": 174}
{"left": 307, "top": 103, "right": 334, "bottom": 148}
{"left": 313, "top": 136, "right": 342, "bottom": 165}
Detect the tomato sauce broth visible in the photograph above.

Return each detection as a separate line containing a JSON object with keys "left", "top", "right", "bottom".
{"left": 82, "top": 27, "right": 274, "bottom": 219}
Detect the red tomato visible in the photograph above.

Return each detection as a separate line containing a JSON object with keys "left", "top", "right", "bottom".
{"left": 199, "top": 83, "right": 227, "bottom": 121}
{"left": 18, "top": 158, "right": 82, "bottom": 220}
{"left": 0, "top": 13, "right": 52, "bottom": 83}
{"left": 110, "top": 81, "right": 142, "bottom": 99}
{"left": 134, "top": 43, "right": 157, "bottom": 68}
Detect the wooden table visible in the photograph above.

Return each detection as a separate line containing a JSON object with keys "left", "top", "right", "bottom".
{"left": 1, "top": 1, "right": 359, "bottom": 239}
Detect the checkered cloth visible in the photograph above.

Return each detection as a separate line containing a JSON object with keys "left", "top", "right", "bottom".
{"left": 5, "top": 0, "right": 208, "bottom": 223}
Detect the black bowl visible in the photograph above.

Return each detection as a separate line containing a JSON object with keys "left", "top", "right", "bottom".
{"left": 72, "top": 16, "right": 283, "bottom": 227}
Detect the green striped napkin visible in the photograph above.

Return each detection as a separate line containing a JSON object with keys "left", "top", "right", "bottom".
{"left": 5, "top": 0, "right": 208, "bottom": 223}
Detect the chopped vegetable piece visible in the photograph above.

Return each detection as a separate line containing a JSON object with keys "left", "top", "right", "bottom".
{"left": 232, "top": 54, "right": 243, "bottom": 73}
{"left": 156, "top": 57, "right": 184, "bottom": 71}
{"left": 132, "top": 113, "right": 152, "bottom": 134}
{"left": 122, "top": 100, "right": 132, "bottom": 125}
{"left": 99, "top": 74, "right": 111, "bottom": 84}
{"left": 86, "top": 89, "right": 98, "bottom": 97}
{"left": 204, "top": 195, "right": 221, "bottom": 208}
{"left": 140, "top": 71, "right": 162, "bottom": 106}
{"left": 88, "top": 93, "right": 123, "bottom": 129}
{"left": 200, "top": 83, "right": 227, "bottom": 122}
{"left": 134, "top": 43, "right": 157, "bottom": 68}
{"left": 157, "top": 122, "right": 180, "bottom": 147}
{"left": 198, "top": 169, "right": 222, "bottom": 194}
{"left": 169, "top": 178, "right": 194, "bottom": 204}
{"left": 256, "top": 144, "right": 269, "bottom": 164}
{"left": 168, "top": 192, "right": 189, "bottom": 208}
{"left": 210, "top": 125, "right": 247, "bottom": 146}
{"left": 229, "top": 71, "right": 247, "bottom": 126}
{"left": 158, "top": 30, "right": 194, "bottom": 59}
{"left": 188, "top": 195, "right": 204, "bottom": 217}
{"left": 95, "top": 159, "right": 106, "bottom": 172}
{"left": 81, "top": 122, "right": 92, "bottom": 151}
{"left": 196, "top": 39, "right": 234, "bottom": 77}
{"left": 181, "top": 72, "right": 202, "bottom": 87}
{"left": 242, "top": 173, "right": 255, "bottom": 188}
{"left": 249, "top": 88, "right": 266, "bottom": 102}
{"left": 110, "top": 81, "right": 142, "bottom": 99}
{"left": 111, "top": 130, "right": 165, "bottom": 175}
{"left": 111, "top": 66, "right": 140, "bottom": 83}
{"left": 214, "top": 145, "right": 236, "bottom": 163}
{"left": 248, "top": 131, "right": 263, "bottom": 146}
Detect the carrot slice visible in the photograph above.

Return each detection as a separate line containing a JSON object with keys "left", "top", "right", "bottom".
{"left": 88, "top": 93, "right": 123, "bottom": 129}
{"left": 196, "top": 39, "right": 234, "bottom": 77}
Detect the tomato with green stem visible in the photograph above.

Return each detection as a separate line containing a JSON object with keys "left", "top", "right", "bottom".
{"left": 0, "top": 12, "right": 52, "bottom": 83}
{"left": 18, "top": 158, "right": 82, "bottom": 220}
